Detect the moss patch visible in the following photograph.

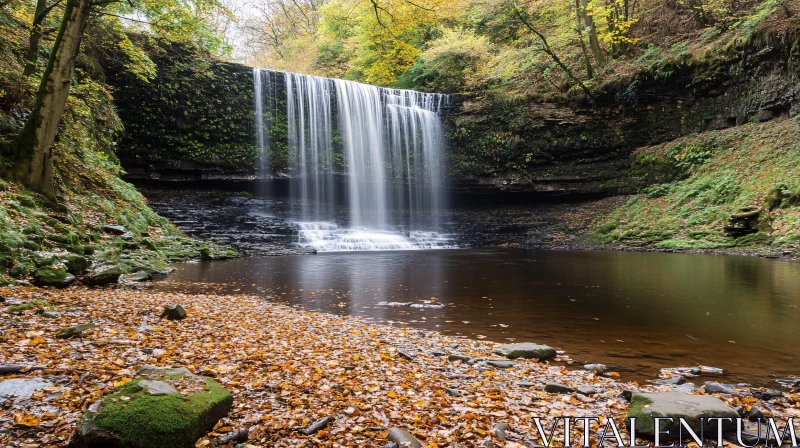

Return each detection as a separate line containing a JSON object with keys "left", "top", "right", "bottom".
{"left": 595, "top": 118, "right": 800, "bottom": 250}
{"left": 82, "top": 376, "right": 232, "bottom": 448}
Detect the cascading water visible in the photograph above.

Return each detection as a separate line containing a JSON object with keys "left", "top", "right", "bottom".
{"left": 253, "top": 68, "right": 454, "bottom": 252}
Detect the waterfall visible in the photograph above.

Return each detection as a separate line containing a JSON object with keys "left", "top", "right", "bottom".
{"left": 253, "top": 68, "right": 453, "bottom": 252}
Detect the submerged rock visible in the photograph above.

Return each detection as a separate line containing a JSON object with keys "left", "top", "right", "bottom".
{"left": 70, "top": 366, "right": 232, "bottom": 448}
{"left": 625, "top": 392, "right": 738, "bottom": 440}
{"left": 492, "top": 343, "right": 556, "bottom": 360}
{"left": 33, "top": 266, "right": 75, "bottom": 288}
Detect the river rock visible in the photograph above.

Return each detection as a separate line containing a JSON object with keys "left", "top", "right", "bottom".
{"left": 64, "top": 254, "right": 89, "bottom": 275}
{"left": 70, "top": 366, "right": 232, "bottom": 448}
{"left": 625, "top": 392, "right": 739, "bottom": 440}
{"left": 487, "top": 360, "right": 515, "bottom": 369}
{"left": 491, "top": 423, "right": 510, "bottom": 441}
{"left": 33, "top": 266, "right": 75, "bottom": 288}
{"left": 704, "top": 381, "right": 737, "bottom": 394}
{"left": 101, "top": 225, "right": 128, "bottom": 235}
{"left": 492, "top": 343, "right": 556, "bottom": 360}
{"left": 160, "top": 304, "right": 186, "bottom": 321}
{"left": 545, "top": 383, "right": 574, "bottom": 394}
{"left": 584, "top": 363, "right": 608, "bottom": 375}
{"left": 576, "top": 385, "right": 597, "bottom": 396}
{"left": 31, "top": 251, "right": 58, "bottom": 267}
{"left": 653, "top": 377, "right": 686, "bottom": 386}
{"left": 0, "top": 378, "right": 54, "bottom": 400}
{"left": 83, "top": 265, "right": 121, "bottom": 286}
{"left": 56, "top": 323, "right": 96, "bottom": 339}
{"left": 448, "top": 354, "right": 472, "bottom": 363}
{"left": 387, "top": 428, "right": 422, "bottom": 448}
{"left": 127, "top": 271, "right": 152, "bottom": 282}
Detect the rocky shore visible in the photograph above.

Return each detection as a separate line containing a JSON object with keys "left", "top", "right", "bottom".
{"left": 1, "top": 285, "right": 797, "bottom": 447}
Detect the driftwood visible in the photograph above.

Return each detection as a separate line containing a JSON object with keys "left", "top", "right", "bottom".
{"left": 0, "top": 365, "right": 47, "bottom": 375}
{"left": 299, "top": 416, "right": 334, "bottom": 435}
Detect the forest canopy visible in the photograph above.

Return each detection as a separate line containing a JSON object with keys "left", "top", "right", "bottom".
{"left": 240, "top": 0, "right": 796, "bottom": 96}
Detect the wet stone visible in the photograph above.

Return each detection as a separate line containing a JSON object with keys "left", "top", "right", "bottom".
{"left": 487, "top": 360, "right": 515, "bottom": 369}
{"left": 448, "top": 354, "right": 472, "bottom": 363}
{"left": 583, "top": 363, "right": 608, "bottom": 375}
{"left": 544, "top": 383, "right": 574, "bottom": 394}
{"left": 704, "top": 381, "right": 737, "bottom": 394}
{"left": 653, "top": 377, "right": 686, "bottom": 386}
{"left": 492, "top": 343, "right": 556, "bottom": 360}
{"left": 576, "top": 385, "right": 597, "bottom": 396}
{"left": 446, "top": 388, "right": 462, "bottom": 397}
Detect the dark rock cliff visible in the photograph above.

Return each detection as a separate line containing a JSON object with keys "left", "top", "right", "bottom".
{"left": 106, "top": 38, "right": 799, "bottom": 195}
{"left": 448, "top": 38, "right": 799, "bottom": 196}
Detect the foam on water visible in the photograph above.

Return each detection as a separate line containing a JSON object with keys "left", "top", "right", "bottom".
{"left": 295, "top": 222, "right": 455, "bottom": 252}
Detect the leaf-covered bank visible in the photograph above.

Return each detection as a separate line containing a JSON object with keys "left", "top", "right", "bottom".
{"left": 2, "top": 285, "right": 797, "bottom": 447}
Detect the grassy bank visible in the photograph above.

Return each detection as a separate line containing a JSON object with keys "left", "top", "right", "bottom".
{"left": 2, "top": 285, "right": 795, "bottom": 447}
{"left": 594, "top": 117, "right": 800, "bottom": 252}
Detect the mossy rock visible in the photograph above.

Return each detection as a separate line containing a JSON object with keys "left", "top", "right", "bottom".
{"left": 56, "top": 323, "right": 96, "bottom": 339}
{"left": 83, "top": 265, "right": 122, "bottom": 286}
{"left": 33, "top": 266, "right": 76, "bottom": 288}
{"left": 64, "top": 254, "right": 90, "bottom": 275}
{"left": 70, "top": 367, "right": 233, "bottom": 448}
{"left": 624, "top": 392, "right": 738, "bottom": 440}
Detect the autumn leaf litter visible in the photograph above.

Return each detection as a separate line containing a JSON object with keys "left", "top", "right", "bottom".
{"left": 1, "top": 286, "right": 796, "bottom": 447}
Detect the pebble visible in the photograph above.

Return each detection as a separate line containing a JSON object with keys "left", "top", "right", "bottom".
{"left": 653, "top": 377, "right": 686, "bottom": 385}
{"left": 491, "top": 423, "right": 510, "bottom": 441}
{"left": 583, "top": 363, "right": 608, "bottom": 375}
{"left": 397, "top": 351, "right": 415, "bottom": 361}
{"left": 447, "top": 354, "right": 472, "bottom": 363}
{"left": 446, "top": 389, "right": 462, "bottom": 397}
{"left": 486, "top": 360, "right": 515, "bottom": 369}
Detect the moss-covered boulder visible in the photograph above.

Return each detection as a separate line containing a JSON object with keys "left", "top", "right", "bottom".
{"left": 83, "top": 265, "right": 122, "bottom": 286}
{"left": 64, "top": 254, "right": 90, "bottom": 275}
{"left": 70, "top": 366, "right": 233, "bottom": 448}
{"left": 625, "top": 392, "right": 738, "bottom": 441}
{"left": 33, "top": 266, "right": 76, "bottom": 288}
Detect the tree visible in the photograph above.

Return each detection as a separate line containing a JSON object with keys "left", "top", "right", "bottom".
{"left": 9, "top": 0, "right": 230, "bottom": 198}
{"left": 23, "top": 0, "right": 63, "bottom": 76}
{"left": 11, "top": 0, "right": 92, "bottom": 199}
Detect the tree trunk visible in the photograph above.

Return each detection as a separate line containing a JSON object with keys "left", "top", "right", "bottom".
{"left": 23, "top": 0, "right": 49, "bottom": 76}
{"left": 11, "top": 0, "right": 91, "bottom": 199}
{"left": 574, "top": 0, "right": 594, "bottom": 78}
{"left": 580, "top": 0, "right": 605, "bottom": 68}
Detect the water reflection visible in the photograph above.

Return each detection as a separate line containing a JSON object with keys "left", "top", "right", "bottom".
{"left": 157, "top": 249, "right": 800, "bottom": 385}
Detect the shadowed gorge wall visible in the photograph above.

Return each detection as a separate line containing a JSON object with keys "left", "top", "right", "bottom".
{"left": 103, "top": 41, "right": 258, "bottom": 180}
{"left": 448, "top": 36, "right": 800, "bottom": 196}
{"left": 106, "top": 38, "right": 799, "bottom": 195}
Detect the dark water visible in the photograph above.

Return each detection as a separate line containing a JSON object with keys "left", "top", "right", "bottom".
{"left": 156, "top": 249, "right": 800, "bottom": 386}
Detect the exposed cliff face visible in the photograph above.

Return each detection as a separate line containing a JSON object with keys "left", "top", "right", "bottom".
{"left": 103, "top": 41, "right": 258, "bottom": 181}
{"left": 448, "top": 37, "right": 799, "bottom": 196}
{"left": 107, "top": 38, "right": 799, "bottom": 193}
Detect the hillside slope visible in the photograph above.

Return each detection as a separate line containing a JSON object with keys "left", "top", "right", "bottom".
{"left": 594, "top": 117, "right": 800, "bottom": 252}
